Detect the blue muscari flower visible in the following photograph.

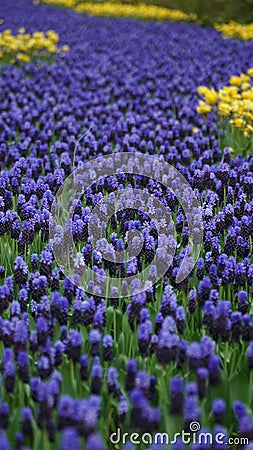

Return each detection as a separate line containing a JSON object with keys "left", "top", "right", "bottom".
{"left": 155, "top": 312, "right": 163, "bottom": 331}
{"left": 18, "top": 287, "right": 28, "bottom": 304}
{"left": 58, "top": 396, "right": 75, "bottom": 428}
{"left": 233, "top": 401, "right": 247, "bottom": 420}
{"left": 119, "top": 395, "right": 128, "bottom": 421}
{"left": 51, "top": 370, "right": 63, "bottom": 387}
{"left": 14, "top": 319, "right": 29, "bottom": 346}
{"left": 94, "top": 309, "right": 104, "bottom": 329}
{"left": 209, "top": 289, "right": 219, "bottom": 304}
{"left": 75, "top": 398, "right": 98, "bottom": 432}
{"left": 116, "top": 238, "right": 124, "bottom": 252}
{"left": 130, "top": 388, "right": 148, "bottom": 408}
{"left": 208, "top": 355, "right": 221, "bottom": 385}
{"left": 247, "top": 342, "right": 253, "bottom": 370}
{"left": 14, "top": 256, "right": 28, "bottom": 285}
{"left": 161, "top": 316, "right": 176, "bottom": 333}
{"left": 198, "top": 277, "right": 211, "bottom": 305}
{"left": 10, "top": 300, "right": 21, "bottom": 317}
{"left": 176, "top": 306, "right": 185, "bottom": 321}
{"left": 0, "top": 430, "right": 11, "bottom": 450}
{"left": 197, "top": 258, "right": 204, "bottom": 278}
{"left": 156, "top": 330, "right": 179, "bottom": 365}
{"left": 189, "top": 288, "right": 196, "bottom": 313}
{"left": 89, "top": 395, "right": 101, "bottom": 413}
{"left": 176, "top": 306, "right": 185, "bottom": 333}
{"left": 140, "top": 307, "right": 150, "bottom": 322}
{"left": 0, "top": 403, "right": 9, "bottom": 429}
{"left": 170, "top": 376, "right": 184, "bottom": 414}
{"left": 63, "top": 277, "right": 76, "bottom": 298}
{"left": 61, "top": 427, "right": 80, "bottom": 450}
{"left": 68, "top": 329, "right": 83, "bottom": 347}
{"left": 17, "top": 351, "right": 29, "bottom": 367}
{"left": 2, "top": 348, "right": 13, "bottom": 368}
{"left": 197, "top": 367, "right": 208, "bottom": 400}
{"left": 160, "top": 331, "right": 179, "bottom": 349}
{"left": 142, "top": 405, "right": 161, "bottom": 430}
{"left": 103, "top": 335, "right": 113, "bottom": 347}
{"left": 4, "top": 361, "right": 15, "bottom": 377}
{"left": 107, "top": 367, "right": 118, "bottom": 385}
{"left": 136, "top": 370, "right": 149, "bottom": 392}
{"left": 79, "top": 355, "right": 89, "bottom": 382}
{"left": 183, "top": 396, "right": 200, "bottom": 428}
{"left": 212, "top": 399, "right": 226, "bottom": 424}
{"left": 244, "top": 443, "right": 253, "bottom": 450}
{"left": 36, "top": 315, "right": 48, "bottom": 336}
{"left": 186, "top": 382, "right": 198, "bottom": 397}
{"left": 91, "top": 360, "right": 103, "bottom": 379}
{"left": 59, "top": 296, "right": 69, "bottom": 313}
{"left": 187, "top": 342, "right": 201, "bottom": 370}
{"left": 38, "top": 355, "right": 51, "bottom": 378}
{"left": 123, "top": 444, "right": 135, "bottom": 450}
{"left": 238, "top": 415, "right": 253, "bottom": 440}
{"left": 200, "top": 336, "right": 215, "bottom": 360}
{"left": 138, "top": 322, "right": 150, "bottom": 342}
{"left": 86, "top": 433, "right": 104, "bottom": 450}
{"left": 3, "top": 360, "right": 15, "bottom": 393}
{"left": 30, "top": 377, "right": 40, "bottom": 401}
{"left": 239, "top": 290, "right": 248, "bottom": 303}
{"left": 5, "top": 276, "right": 13, "bottom": 293}
{"left": 125, "top": 359, "right": 137, "bottom": 391}
{"left": 204, "top": 300, "right": 215, "bottom": 316}
{"left": 0, "top": 266, "right": 5, "bottom": 278}
{"left": 89, "top": 329, "right": 101, "bottom": 356}
{"left": 148, "top": 440, "right": 167, "bottom": 450}
{"left": 171, "top": 439, "right": 184, "bottom": 450}
{"left": 21, "top": 407, "right": 33, "bottom": 434}
{"left": 216, "top": 301, "right": 231, "bottom": 317}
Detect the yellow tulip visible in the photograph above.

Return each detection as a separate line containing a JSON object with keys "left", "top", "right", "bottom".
{"left": 203, "top": 89, "right": 218, "bottom": 105}
{"left": 197, "top": 101, "right": 212, "bottom": 114}
{"left": 241, "top": 82, "right": 251, "bottom": 91}
{"left": 0, "top": 27, "right": 65, "bottom": 63}
{"left": 218, "top": 102, "right": 231, "bottom": 116}
{"left": 17, "top": 52, "right": 31, "bottom": 63}
{"left": 229, "top": 76, "right": 242, "bottom": 87}
{"left": 197, "top": 86, "right": 209, "bottom": 95}
{"left": 215, "top": 21, "right": 253, "bottom": 40}
{"left": 233, "top": 117, "right": 245, "bottom": 128}
{"left": 222, "top": 86, "right": 238, "bottom": 98}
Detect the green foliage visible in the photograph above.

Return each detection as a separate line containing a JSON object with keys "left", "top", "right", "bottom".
{"left": 119, "top": 0, "right": 253, "bottom": 25}
{"left": 219, "top": 119, "right": 253, "bottom": 158}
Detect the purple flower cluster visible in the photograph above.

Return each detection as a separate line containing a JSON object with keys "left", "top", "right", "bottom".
{"left": 1, "top": 0, "right": 253, "bottom": 448}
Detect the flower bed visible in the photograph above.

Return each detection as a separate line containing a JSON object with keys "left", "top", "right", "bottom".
{"left": 0, "top": 0, "right": 253, "bottom": 449}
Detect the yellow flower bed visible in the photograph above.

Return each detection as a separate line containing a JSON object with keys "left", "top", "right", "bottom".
{"left": 75, "top": 2, "right": 196, "bottom": 21}
{"left": 42, "top": 0, "right": 196, "bottom": 22}
{"left": 215, "top": 20, "right": 253, "bottom": 41}
{"left": 197, "top": 68, "right": 253, "bottom": 138}
{"left": 0, "top": 28, "right": 69, "bottom": 64}
{"left": 42, "top": 0, "right": 76, "bottom": 6}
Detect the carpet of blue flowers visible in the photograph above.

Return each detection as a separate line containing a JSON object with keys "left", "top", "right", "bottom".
{"left": 1, "top": 0, "right": 253, "bottom": 449}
